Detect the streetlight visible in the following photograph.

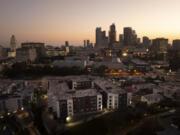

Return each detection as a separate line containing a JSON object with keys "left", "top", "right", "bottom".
{"left": 66, "top": 116, "right": 72, "bottom": 122}
{"left": 122, "top": 52, "right": 128, "bottom": 57}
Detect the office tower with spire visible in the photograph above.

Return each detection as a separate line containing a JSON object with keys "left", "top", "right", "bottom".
{"left": 109, "top": 23, "right": 116, "bottom": 47}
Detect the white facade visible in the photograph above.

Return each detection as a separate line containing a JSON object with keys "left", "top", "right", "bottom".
{"left": 47, "top": 76, "right": 131, "bottom": 118}
{"left": 107, "top": 93, "right": 119, "bottom": 109}
{"left": 127, "top": 92, "right": 132, "bottom": 106}
{"left": 67, "top": 99, "right": 73, "bottom": 116}
{"left": 97, "top": 94, "right": 103, "bottom": 111}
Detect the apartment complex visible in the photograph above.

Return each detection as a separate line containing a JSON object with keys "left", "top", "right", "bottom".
{"left": 47, "top": 76, "right": 132, "bottom": 119}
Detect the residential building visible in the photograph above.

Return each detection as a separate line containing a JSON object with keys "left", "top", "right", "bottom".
{"left": 94, "top": 78, "right": 132, "bottom": 109}
{"left": 47, "top": 76, "right": 131, "bottom": 119}
{"left": 48, "top": 76, "right": 102, "bottom": 119}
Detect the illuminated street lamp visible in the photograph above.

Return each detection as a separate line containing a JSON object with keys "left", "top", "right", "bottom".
{"left": 122, "top": 52, "right": 128, "bottom": 57}
{"left": 66, "top": 116, "right": 72, "bottom": 122}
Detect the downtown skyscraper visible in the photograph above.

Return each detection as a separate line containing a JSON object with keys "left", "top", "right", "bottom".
{"left": 109, "top": 23, "right": 116, "bottom": 47}
{"left": 95, "top": 27, "right": 108, "bottom": 49}
{"left": 123, "top": 27, "right": 138, "bottom": 45}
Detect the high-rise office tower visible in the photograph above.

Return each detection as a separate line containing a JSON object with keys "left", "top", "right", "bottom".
{"left": 172, "top": 40, "right": 180, "bottom": 50}
{"left": 137, "top": 38, "right": 141, "bottom": 45}
{"left": 123, "top": 27, "right": 138, "bottom": 45}
{"left": 132, "top": 30, "right": 138, "bottom": 44}
{"left": 84, "top": 40, "right": 92, "bottom": 48}
{"left": 95, "top": 27, "right": 108, "bottom": 49}
{"left": 84, "top": 40, "right": 86, "bottom": 48}
{"left": 96, "top": 27, "right": 102, "bottom": 45}
{"left": 123, "top": 27, "right": 133, "bottom": 45}
{"left": 0, "top": 45, "right": 4, "bottom": 58}
{"left": 151, "top": 38, "right": 168, "bottom": 53}
{"left": 143, "top": 36, "right": 151, "bottom": 47}
{"left": 119, "top": 34, "right": 124, "bottom": 44}
{"left": 87, "top": 40, "right": 90, "bottom": 46}
{"left": 151, "top": 38, "right": 168, "bottom": 60}
{"left": 10, "top": 35, "right": 17, "bottom": 51}
{"left": 109, "top": 23, "right": 116, "bottom": 47}
{"left": 65, "top": 41, "right": 69, "bottom": 46}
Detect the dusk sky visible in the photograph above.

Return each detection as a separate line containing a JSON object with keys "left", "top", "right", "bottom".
{"left": 0, "top": 0, "right": 180, "bottom": 46}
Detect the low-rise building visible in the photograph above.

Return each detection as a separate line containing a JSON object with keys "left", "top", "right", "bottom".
{"left": 53, "top": 56, "right": 91, "bottom": 68}
{"left": 141, "top": 93, "right": 163, "bottom": 105}
{"left": 16, "top": 48, "right": 37, "bottom": 62}
{"left": 0, "top": 95, "right": 23, "bottom": 114}
{"left": 153, "top": 82, "right": 180, "bottom": 99}
{"left": 21, "top": 42, "right": 46, "bottom": 58}
{"left": 132, "top": 83, "right": 156, "bottom": 92}
{"left": 0, "top": 80, "right": 34, "bottom": 115}
{"left": 129, "top": 59, "right": 150, "bottom": 72}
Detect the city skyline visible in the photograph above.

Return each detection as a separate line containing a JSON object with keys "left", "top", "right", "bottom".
{"left": 0, "top": 0, "right": 180, "bottom": 46}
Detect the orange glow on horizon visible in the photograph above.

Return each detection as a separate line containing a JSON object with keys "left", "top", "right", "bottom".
{"left": 0, "top": 0, "right": 180, "bottom": 45}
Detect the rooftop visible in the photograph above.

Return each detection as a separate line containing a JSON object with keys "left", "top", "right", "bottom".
{"left": 131, "top": 59, "right": 148, "bottom": 65}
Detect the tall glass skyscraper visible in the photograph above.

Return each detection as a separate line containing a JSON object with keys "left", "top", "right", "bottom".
{"left": 109, "top": 23, "right": 116, "bottom": 47}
